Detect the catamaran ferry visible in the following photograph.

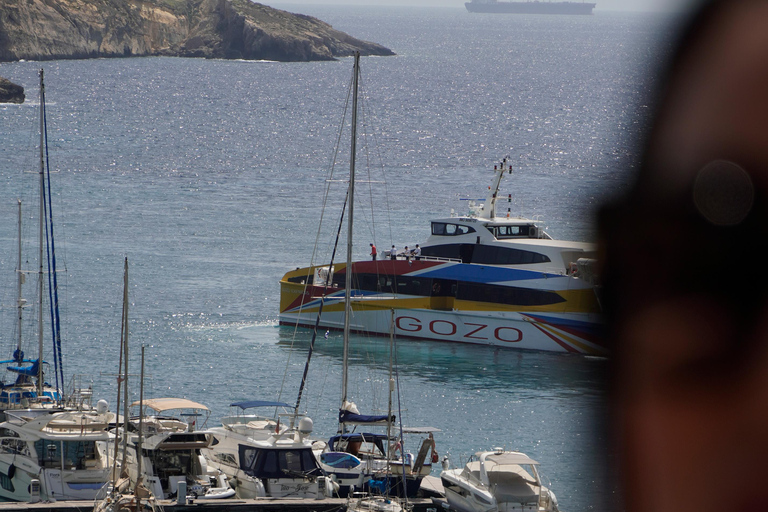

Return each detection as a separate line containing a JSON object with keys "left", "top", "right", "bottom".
{"left": 279, "top": 159, "right": 604, "bottom": 355}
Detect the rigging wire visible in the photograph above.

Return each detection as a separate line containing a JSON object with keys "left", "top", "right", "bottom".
{"left": 277, "top": 59, "right": 356, "bottom": 410}
{"left": 41, "top": 80, "right": 66, "bottom": 396}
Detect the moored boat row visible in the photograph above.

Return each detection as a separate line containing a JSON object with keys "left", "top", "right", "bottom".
{"left": 2, "top": 59, "right": 584, "bottom": 510}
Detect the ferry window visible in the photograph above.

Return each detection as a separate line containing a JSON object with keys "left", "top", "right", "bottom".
{"left": 472, "top": 245, "right": 550, "bottom": 265}
{"left": 421, "top": 244, "right": 461, "bottom": 261}
{"left": 494, "top": 225, "right": 536, "bottom": 238}
{"left": 432, "top": 223, "right": 475, "bottom": 236}
{"left": 457, "top": 283, "right": 565, "bottom": 306}
{"left": 395, "top": 277, "right": 431, "bottom": 296}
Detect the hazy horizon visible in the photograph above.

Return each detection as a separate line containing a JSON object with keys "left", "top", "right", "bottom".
{"left": 268, "top": 0, "right": 700, "bottom": 14}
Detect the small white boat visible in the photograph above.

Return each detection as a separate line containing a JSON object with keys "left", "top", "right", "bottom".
{"left": 440, "top": 449, "right": 561, "bottom": 512}
{"left": 0, "top": 401, "right": 114, "bottom": 501}
{"left": 347, "top": 491, "right": 405, "bottom": 512}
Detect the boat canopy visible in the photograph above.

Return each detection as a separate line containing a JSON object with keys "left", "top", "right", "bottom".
{"left": 5, "top": 359, "right": 41, "bottom": 376}
{"left": 339, "top": 409, "right": 395, "bottom": 425}
{"left": 402, "top": 426, "right": 441, "bottom": 434}
{"left": 230, "top": 400, "right": 291, "bottom": 410}
{"left": 328, "top": 432, "right": 391, "bottom": 453}
{"left": 132, "top": 397, "right": 209, "bottom": 412}
{"left": 482, "top": 451, "right": 539, "bottom": 466}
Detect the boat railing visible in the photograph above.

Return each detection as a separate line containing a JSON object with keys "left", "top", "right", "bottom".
{"left": 64, "top": 374, "right": 95, "bottom": 410}
{"left": 418, "top": 255, "right": 462, "bottom": 263}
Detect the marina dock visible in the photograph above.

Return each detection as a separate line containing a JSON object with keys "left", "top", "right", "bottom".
{"left": 0, "top": 498, "right": 441, "bottom": 512}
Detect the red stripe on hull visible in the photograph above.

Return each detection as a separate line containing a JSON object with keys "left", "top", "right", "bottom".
{"left": 528, "top": 322, "right": 580, "bottom": 353}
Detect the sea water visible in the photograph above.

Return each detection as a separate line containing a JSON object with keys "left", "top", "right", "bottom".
{"left": 0, "top": 6, "right": 682, "bottom": 510}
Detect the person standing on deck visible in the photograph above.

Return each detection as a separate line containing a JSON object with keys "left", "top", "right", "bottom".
{"left": 370, "top": 243, "right": 377, "bottom": 261}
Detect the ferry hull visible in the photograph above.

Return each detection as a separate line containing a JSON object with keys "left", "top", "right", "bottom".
{"left": 465, "top": 1, "right": 596, "bottom": 15}
{"left": 280, "top": 259, "right": 603, "bottom": 355}
{"left": 279, "top": 307, "right": 603, "bottom": 355}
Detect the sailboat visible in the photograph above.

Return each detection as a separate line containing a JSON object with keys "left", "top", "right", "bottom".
{"left": 290, "top": 52, "right": 437, "bottom": 501}
{"left": 1, "top": 69, "right": 66, "bottom": 411}
{"left": 95, "top": 258, "right": 165, "bottom": 512}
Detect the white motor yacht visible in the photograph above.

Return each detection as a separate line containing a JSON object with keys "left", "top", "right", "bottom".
{"left": 0, "top": 400, "right": 113, "bottom": 501}
{"left": 114, "top": 398, "right": 234, "bottom": 500}
{"left": 440, "top": 449, "right": 560, "bottom": 512}
{"left": 204, "top": 408, "right": 334, "bottom": 499}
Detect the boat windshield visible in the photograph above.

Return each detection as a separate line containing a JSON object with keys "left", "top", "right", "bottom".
{"left": 239, "top": 446, "right": 319, "bottom": 478}
{"left": 431, "top": 222, "right": 476, "bottom": 236}
{"left": 489, "top": 224, "right": 537, "bottom": 239}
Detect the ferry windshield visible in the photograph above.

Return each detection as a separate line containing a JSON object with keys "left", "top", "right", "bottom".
{"left": 491, "top": 225, "right": 536, "bottom": 239}
{"left": 431, "top": 222, "right": 476, "bottom": 236}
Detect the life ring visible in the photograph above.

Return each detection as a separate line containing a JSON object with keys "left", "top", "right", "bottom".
{"left": 432, "top": 282, "right": 441, "bottom": 294}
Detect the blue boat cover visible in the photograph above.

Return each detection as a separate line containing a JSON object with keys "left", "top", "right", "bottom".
{"left": 7, "top": 359, "right": 40, "bottom": 377}
{"left": 339, "top": 409, "right": 395, "bottom": 424}
{"left": 320, "top": 452, "right": 362, "bottom": 469}
{"left": 230, "top": 400, "right": 292, "bottom": 410}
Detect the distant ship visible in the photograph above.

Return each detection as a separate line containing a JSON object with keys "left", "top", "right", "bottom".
{"left": 465, "top": 0, "right": 596, "bottom": 14}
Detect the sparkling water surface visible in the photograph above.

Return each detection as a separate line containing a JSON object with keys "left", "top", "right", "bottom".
{"left": 0, "top": 6, "right": 681, "bottom": 510}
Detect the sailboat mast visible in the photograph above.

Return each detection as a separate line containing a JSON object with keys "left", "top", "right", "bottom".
{"left": 387, "top": 310, "right": 394, "bottom": 462}
{"left": 137, "top": 344, "right": 145, "bottom": 488}
{"left": 16, "top": 200, "right": 23, "bottom": 356}
{"left": 37, "top": 69, "right": 45, "bottom": 397}
{"left": 120, "top": 257, "right": 130, "bottom": 474}
{"left": 341, "top": 51, "right": 360, "bottom": 408}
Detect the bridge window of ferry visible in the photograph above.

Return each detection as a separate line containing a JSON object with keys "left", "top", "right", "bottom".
{"left": 431, "top": 222, "right": 476, "bottom": 236}
{"left": 494, "top": 225, "right": 531, "bottom": 239}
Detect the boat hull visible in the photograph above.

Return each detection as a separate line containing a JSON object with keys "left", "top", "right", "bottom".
{"left": 465, "top": 1, "right": 596, "bottom": 15}
{"left": 280, "top": 307, "right": 602, "bottom": 354}
{"left": 279, "top": 260, "right": 603, "bottom": 355}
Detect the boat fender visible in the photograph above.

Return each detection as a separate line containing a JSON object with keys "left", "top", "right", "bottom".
{"left": 7, "top": 463, "right": 15, "bottom": 479}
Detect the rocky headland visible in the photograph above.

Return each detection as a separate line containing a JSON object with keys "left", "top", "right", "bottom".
{"left": 0, "top": 0, "right": 395, "bottom": 63}
{"left": 0, "top": 77, "right": 25, "bottom": 103}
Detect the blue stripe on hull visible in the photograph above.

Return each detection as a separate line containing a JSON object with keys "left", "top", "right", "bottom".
{"left": 413, "top": 263, "right": 558, "bottom": 283}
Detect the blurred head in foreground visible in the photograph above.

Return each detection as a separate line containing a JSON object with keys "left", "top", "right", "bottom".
{"left": 600, "top": 1, "right": 768, "bottom": 511}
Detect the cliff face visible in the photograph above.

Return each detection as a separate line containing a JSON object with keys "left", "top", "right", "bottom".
{"left": 0, "top": 0, "right": 394, "bottom": 63}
